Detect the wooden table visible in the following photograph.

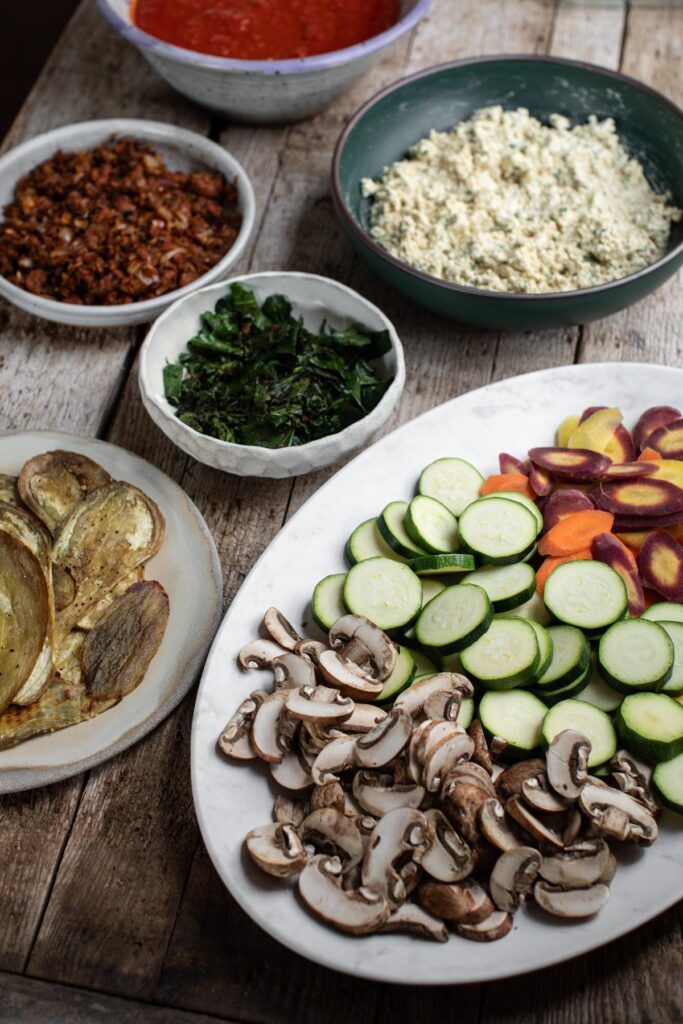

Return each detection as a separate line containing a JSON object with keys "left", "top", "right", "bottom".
{"left": 1, "top": 2, "right": 682, "bottom": 1021}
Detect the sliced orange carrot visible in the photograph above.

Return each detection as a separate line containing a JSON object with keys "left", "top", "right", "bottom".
{"left": 538, "top": 510, "right": 614, "bottom": 557}
{"left": 480, "top": 473, "right": 535, "bottom": 499}
{"left": 638, "top": 447, "right": 662, "bottom": 462}
{"left": 536, "top": 549, "right": 592, "bottom": 595}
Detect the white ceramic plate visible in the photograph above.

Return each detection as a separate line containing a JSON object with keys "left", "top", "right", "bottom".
{"left": 0, "top": 431, "right": 222, "bottom": 793}
{"left": 192, "top": 363, "right": 683, "bottom": 985}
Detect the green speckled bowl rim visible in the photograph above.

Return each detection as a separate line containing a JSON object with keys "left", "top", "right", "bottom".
{"left": 331, "top": 53, "right": 683, "bottom": 303}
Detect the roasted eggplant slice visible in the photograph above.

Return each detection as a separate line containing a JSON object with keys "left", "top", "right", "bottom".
{"left": 83, "top": 581, "right": 169, "bottom": 700}
{"left": 18, "top": 450, "right": 112, "bottom": 535}
{"left": 76, "top": 566, "right": 145, "bottom": 631}
{"left": 0, "top": 532, "right": 49, "bottom": 712}
{"left": 52, "top": 482, "right": 165, "bottom": 637}
{"left": 0, "top": 474, "right": 22, "bottom": 507}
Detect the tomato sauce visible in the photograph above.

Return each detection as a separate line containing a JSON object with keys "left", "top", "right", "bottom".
{"left": 133, "top": 0, "right": 401, "bottom": 61}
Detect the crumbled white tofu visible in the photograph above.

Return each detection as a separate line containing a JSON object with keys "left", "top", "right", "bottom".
{"left": 361, "top": 106, "right": 681, "bottom": 294}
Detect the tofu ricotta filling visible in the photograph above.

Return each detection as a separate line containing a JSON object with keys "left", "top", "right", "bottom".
{"left": 361, "top": 106, "right": 681, "bottom": 294}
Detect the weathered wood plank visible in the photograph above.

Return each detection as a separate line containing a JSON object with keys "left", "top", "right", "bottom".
{"left": 551, "top": 3, "right": 626, "bottom": 68}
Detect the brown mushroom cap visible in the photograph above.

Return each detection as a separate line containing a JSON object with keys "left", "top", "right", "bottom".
{"left": 495, "top": 759, "right": 546, "bottom": 801}
{"left": 418, "top": 878, "right": 493, "bottom": 924}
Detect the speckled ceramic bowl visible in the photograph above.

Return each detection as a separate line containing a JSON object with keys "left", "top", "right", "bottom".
{"left": 332, "top": 55, "right": 683, "bottom": 330}
{"left": 139, "top": 272, "right": 405, "bottom": 478}
{"left": 97, "top": 0, "right": 432, "bottom": 124}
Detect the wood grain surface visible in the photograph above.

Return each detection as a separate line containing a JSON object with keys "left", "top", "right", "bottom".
{"left": 0, "top": 1, "right": 681, "bottom": 1021}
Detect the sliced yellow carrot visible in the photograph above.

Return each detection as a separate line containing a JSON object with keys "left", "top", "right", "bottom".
{"left": 567, "top": 407, "right": 622, "bottom": 456}
{"left": 556, "top": 414, "right": 580, "bottom": 448}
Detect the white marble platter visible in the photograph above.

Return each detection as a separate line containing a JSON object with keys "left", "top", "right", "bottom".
{"left": 0, "top": 431, "right": 222, "bottom": 793}
{"left": 191, "top": 362, "right": 683, "bottom": 984}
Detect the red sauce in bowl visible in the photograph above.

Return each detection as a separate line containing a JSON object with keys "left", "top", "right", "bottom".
{"left": 132, "top": 0, "right": 401, "bottom": 61}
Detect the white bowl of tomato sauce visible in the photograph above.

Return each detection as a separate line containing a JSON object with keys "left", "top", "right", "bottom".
{"left": 98, "top": 0, "right": 432, "bottom": 124}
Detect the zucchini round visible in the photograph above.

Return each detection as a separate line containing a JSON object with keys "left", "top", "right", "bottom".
{"left": 543, "top": 560, "right": 628, "bottom": 631}
{"left": 460, "top": 617, "right": 540, "bottom": 690}
{"left": 415, "top": 583, "right": 492, "bottom": 655}
{"left": 598, "top": 618, "right": 674, "bottom": 693}
{"left": 459, "top": 497, "right": 538, "bottom": 565}
{"left": 344, "top": 557, "right": 422, "bottom": 633}
{"left": 616, "top": 692, "right": 683, "bottom": 762}
{"left": 542, "top": 699, "right": 617, "bottom": 767}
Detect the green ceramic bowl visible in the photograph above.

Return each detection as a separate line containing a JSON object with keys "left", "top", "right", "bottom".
{"left": 332, "top": 55, "right": 683, "bottom": 330}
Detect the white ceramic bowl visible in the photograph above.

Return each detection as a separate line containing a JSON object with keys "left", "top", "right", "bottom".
{"left": 97, "top": 0, "right": 432, "bottom": 124}
{"left": 139, "top": 272, "right": 405, "bottom": 478}
{"left": 0, "top": 120, "right": 256, "bottom": 327}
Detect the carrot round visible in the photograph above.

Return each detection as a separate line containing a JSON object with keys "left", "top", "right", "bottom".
{"left": 538, "top": 510, "right": 614, "bottom": 557}
{"left": 480, "top": 473, "right": 535, "bottom": 499}
{"left": 536, "top": 549, "right": 592, "bottom": 595}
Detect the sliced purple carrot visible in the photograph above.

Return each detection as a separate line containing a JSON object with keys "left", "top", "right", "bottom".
{"left": 579, "top": 406, "right": 607, "bottom": 423}
{"left": 542, "top": 488, "right": 595, "bottom": 532}
{"left": 646, "top": 418, "right": 683, "bottom": 461}
{"left": 499, "top": 453, "right": 528, "bottom": 476}
{"left": 528, "top": 447, "right": 611, "bottom": 482}
{"left": 613, "top": 511, "right": 683, "bottom": 531}
{"left": 528, "top": 462, "right": 552, "bottom": 497}
{"left": 638, "top": 530, "right": 683, "bottom": 602}
{"left": 602, "top": 462, "right": 658, "bottom": 480}
{"left": 591, "top": 532, "right": 645, "bottom": 615}
{"left": 592, "top": 478, "right": 683, "bottom": 517}
{"left": 605, "top": 424, "right": 636, "bottom": 464}
{"left": 633, "top": 406, "right": 682, "bottom": 453}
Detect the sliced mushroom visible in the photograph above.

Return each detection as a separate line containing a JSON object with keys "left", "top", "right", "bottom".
{"left": 479, "top": 798, "right": 526, "bottom": 853}
{"left": 422, "top": 731, "right": 474, "bottom": 793}
{"left": 217, "top": 690, "right": 267, "bottom": 760}
{"left": 263, "top": 607, "right": 302, "bottom": 651}
{"left": 505, "top": 796, "right": 564, "bottom": 849}
{"left": 539, "top": 839, "right": 611, "bottom": 888}
{"left": 352, "top": 771, "right": 425, "bottom": 817}
{"left": 562, "top": 807, "right": 583, "bottom": 846}
{"left": 329, "top": 614, "right": 397, "bottom": 681}
{"left": 355, "top": 709, "right": 412, "bottom": 769}
{"left": 378, "top": 902, "right": 449, "bottom": 942}
{"left": 270, "top": 747, "right": 313, "bottom": 791}
{"left": 495, "top": 759, "right": 545, "bottom": 801}
{"left": 273, "top": 795, "right": 308, "bottom": 828}
{"left": 311, "top": 735, "right": 357, "bottom": 785}
{"left": 490, "top": 847, "right": 541, "bottom": 913}
{"left": 418, "top": 878, "right": 493, "bottom": 925}
{"left": 298, "top": 855, "right": 390, "bottom": 935}
{"left": 469, "top": 719, "right": 493, "bottom": 775}
{"left": 610, "top": 750, "right": 658, "bottom": 815}
{"left": 445, "top": 762, "right": 496, "bottom": 797}
{"left": 442, "top": 777, "right": 491, "bottom": 849}
{"left": 238, "top": 638, "right": 287, "bottom": 670}
{"left": 311, "top": 781, "right": 347, "bottom": 814}
{"left": 361, "top": 807, "right": 431, "bottom": 907}
{"left": 546, "top": 730, "right": 591, "bottom": 800}
{"left": 579, "top": 783, "right": 658, "bottom": 846}
{"left": 338, "top": 703, "right": 387, "bottom": 734}
{"left": 424, "top": 689, "right": 466, "bottom": 723}
{"left": 251, "top": 690, "right": 291, "bottom": 764}
{"left": 407, "top": 720, "right": 440, "bottom": 783}
{"left": 294, "top": 638, "right": 327, "bottom": 665}
{"left": 421, "top": 809, "right": 474, "bottom": 883}
{"left": 598, "top": 851, "right": 618, "bottom": 886}
{"left": 272, "top": 652, "right": 317, "bottom": 689}
{"left": 534, "top": 881, "right": 610, "bottom": 919}
{"left": 457, "top": 909, "right": 513, "bottom": 942}
{"left": 301, "top": 808, "right": 364, "bottom": 871}
{"left": 245, "top": 823, "right": 308, "bottom": 878}
{"left": 394, "top": 672, "right": 473, "bottom": 718}
{"left": 522, "top": 773, "right": 572, "bottom": 814}
{"left": 285, "top": 685, "right": 354, "bottom": 724}
{"left": 318, "top": 650, "right": 384, "bottom": 700}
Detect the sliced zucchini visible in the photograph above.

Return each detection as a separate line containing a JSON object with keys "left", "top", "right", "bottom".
{"left": 653, "top": 752, "right": 683, "bottom": 815}
{"left": 406, "top": 495, "right": 459, "bottom": 554}
{"left": 658, "top": 621, "right": 683, "bottom": 696}
{"left": 344, "top": 557, "right": 422, "bottom": 633}
{"left": 542, "top": 699, "right": 617, "bottom": 768}
{"left": 458, "top": 697, "right": 475, "bottom": 729}
{"left": 535, "top": 624, "right": 590, "bottom": 689}
{"left": 415, "top": 583, "right": 492, "bottom": 655}
{"left": 480, "top": 490, "right": 543, "bottom": 534}
{"left": 462, "top": 562, "right": 535, "bottom": 613}
{"left": 536, "top": 661, "right": 591, "bottom": 706}
{"left": 417, "top": 457, "right": 483, "bottom": 517}
{"left": 579, "top": 659, "right": 623, "bottom": 713}
{"left": 598, "top": 618, "right": 674, "bottom": 693}
{"left": 460, "top": 617, "right": 540, "bottom": 690}
{"left": 378, "top": 501, "right": 426, "bottom": 559}
{"left": 642, "top": 602, "right": 683, "bottom": 624}
{"left": 525, "top": 620, "right": 553, "bottom": 678}
{"left": 543, "top": 560, "right": 627, "bottom": 631}
{"left": 496, "top": 590, "right": 551, "bottom": 626}
{"left": 458, "top": 497, "right": 538, "bottom": 565}
{"left": 412, "top": 649, "right": 439, "bottom": 677}
{"left": 616, "top": 692, "right": 683, "bottom": 762}
{"left": 522, "top": 543, "right": 539, "bottom": 564}
{"left": 408, "top": 553, "right": 475, "bottom": 576}
{"left": 478, "top": 690, "right": 547, "bottom": 755}
{"left": 374, "top": 646, "right": 416, "bottom": 703}
{"left": 346, "top": 518, "right": 403, "bottom": 565}
{"left": 312, "top": 573, "right": 347, "bottom": 631}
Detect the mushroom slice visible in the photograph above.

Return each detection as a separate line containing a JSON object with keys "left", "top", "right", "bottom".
{"left": 495, "top": 759, "right": 546, "bottom": 801}
{"left": 299, "top": 855, "right": 390, "bottom": 935}
{"left": 329, "top": 614, "right": 397, "bottom": 682}
{"left": 0, "top": 532, "right": 50, "bottom": 712}
{"left": 273, "top": 795, "right": 308, "bottom": 828}
{"left": 522, "top": 773, "right": 573, "bottom": 814}
{"left": 421, "top": 809, "right": 474, "bottom": 883}
{"left": 352, "top": 771, "right": 425, "bottom": 817}
{"left": 311, "top": 735, "right": 357, "bottom": 785}
{"left": 562, "top": 807, "right": 583, "bottom": 846}
{"left": 457, "top": 910, "right": 513, "bottom": 942}
{"left": 294, "top": 638, "right": 327, "bottom": 664}
{"left": 598, "top": 851, "right": 618, "bottom": 886}
{"left": 422, "top": 731, "right": 474, "bottom": 793}
{"left": 318, "top": 650, "right": 384, "bottom": 700}
{"left": 285, "top": 684, "right": 354, "bottom": 724}
{"left": 394, "top": 672, "right": 473, "bottom": 718}
{"left": 424, "top": 689, "right": 465, "bottom": 723}
{"left": 301, "top": 808, "right": 364, "bottom": 871}
{"left": 407, "top": 720, "right": 440, "bottom": 783}
{"left": 610, "top": 750, "right": 658, "bottom": 815}
{"left": 505, "top": 796, "right": 564, "bottom": 849}
{"left": 547, "top": 729, "right": 591, "bottom": 800}
{"left": 354, "top": 709, "right": 412, "bottom": 769}
{"left": 378, "top": 903, "right": 448, "bottom": 943}
{"left": 418, "top": 878, "right": 493, "bottom": 924}
{"left": 490, "top": 847, "right": 541, "bottom": 913}
{"left": 17, "top": 449, "right": 112, "bottom": 535}
{"left": 270, "top": 747, "right": 313, "bottom": 791}
{"left": 263, "top": 608, "right": 302, "bottom": 651}
{"left": 245, "top": 823, "right": 308, "bottom": 878}
{"left": 446, "top": 762, "right": 496, "bottom": 796}
{"left": 442, "top": 777, "right": 491, "bottom": 849}
{"left": 311, "top": 781, "right": 347, "bottom": 814}
{"left": 251, "top": 690, "right": 291, "bottom": 764}
{"left": 539, "top": 839, "right": 611, "bottom": 888}
{"left": 479, "top": 798, "right": 527, "bottom": 853}
{"left": 534, "top": 881, "right": 610, "bottom": 919}
{"left": 273, "top": 652, "right": 317, "bottom": 690}
{"left": 361, "top": 807, "right": 431, "bottom": 907}
{"left": 338, "top": 703, "right": 387, "bottom": 734}
{"left": 218, "top": 690, "right": 268, "bottom": 760}
{"left": 238, "top": 638, "right": 288, "bottom": 670}
{"left": 579, "top": 783, "right": 658, "bottom": 846}
{"left": 0, "top": 474, "right": 21, "bottom": 507}
{"left": 469, "top": 719, "right": 493, "bottom": 774}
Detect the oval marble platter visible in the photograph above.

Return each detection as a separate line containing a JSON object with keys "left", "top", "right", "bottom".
{"left": 192, "top": 363, "right": 683, "bottom": 985}
{"left": 0, "top": 431, "right": 222, "bottom": 793}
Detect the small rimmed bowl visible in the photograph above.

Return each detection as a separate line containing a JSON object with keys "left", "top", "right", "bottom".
{"left": 332, "top": 55, "right": 683, "bottom": 331}
{"left": 97, "top": 0, "right": 432, "bottom": 124}
{"left": 0, "top": 119, "right": 256, "bottom": 327}
{"left": 139, "top": 272, "right": 405, "bottom": 478}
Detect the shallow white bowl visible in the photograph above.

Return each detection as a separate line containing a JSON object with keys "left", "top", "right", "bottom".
{"left": 138, "top": 272, "right": 405, "bottom": 478}
{"left": 97, "top": 0, "right": 432, "bottom": 124}
{"left": 0, "top": 119, "right": 256, "bottom": 327}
